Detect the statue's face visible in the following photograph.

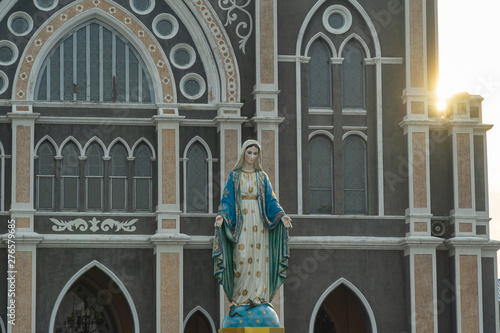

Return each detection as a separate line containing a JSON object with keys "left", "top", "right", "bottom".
{"left": 245, "top": 147, "right": 259, "bottom": 167}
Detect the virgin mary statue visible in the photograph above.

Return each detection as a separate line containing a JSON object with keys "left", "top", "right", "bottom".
{"left": 213, "top": 140, "right": 291, "bottom": 308}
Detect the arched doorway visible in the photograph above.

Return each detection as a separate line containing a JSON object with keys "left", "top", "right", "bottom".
{"left": 52, "top": 264, "right": 137, "bottom": 333}
{"left": 310, "top": 278, "right": 377, "bottom": 333}
{"left": 184, "top": 306, "right": 216, "bottom": 333}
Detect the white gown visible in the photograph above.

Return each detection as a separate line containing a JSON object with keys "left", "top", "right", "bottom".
{"left": 232, "top": 170, "right": 270, "bottom": 304}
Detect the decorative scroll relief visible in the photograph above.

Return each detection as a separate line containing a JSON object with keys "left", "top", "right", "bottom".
{"left": 218, "top": 0, "right": 252, "bottom": 54}
{"left": 50, "top": 217, "right": 138, "bottom": 232}
{"left": 190, "top": 0, "right": 239, "bottom": 103}
{"left": 15, "top": 0, "right": 174, "bottom": 103}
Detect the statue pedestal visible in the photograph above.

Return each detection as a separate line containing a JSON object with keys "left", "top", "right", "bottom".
{"left": 219, "top": 328, "right": 284, "bottom": 333}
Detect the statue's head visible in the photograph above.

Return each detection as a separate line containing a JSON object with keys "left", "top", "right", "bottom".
{"left": 233, "top": 139, "right": 263, "bottom": 170}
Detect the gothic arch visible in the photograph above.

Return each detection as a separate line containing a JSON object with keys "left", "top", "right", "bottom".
{"left": 83, "top": 136, "right": 107, "bottom": 157}
{"left": 183, "top": 306, "right": 216, "bottom": 333}
{"left": 304, "top": 32, "right": 337, "bottom": 59}
{"left": 309, "top": 277, "right": 377, "bottom": 333}
{"left": 13, "top": 0, "right": 174, "bottom": 104}
{"left": 58, "top": 136, "right": 84, "bottom": 157}
{"left": 131, "top": 138, "right": 156, "bottom": 159}
{"left": 339, "top": 33, "right": 371, "bottom": 59}
{"left": 296, "top": 0, "right": 381, "bottom": 57}
{"left": 108, "top": 138, "right": 132, "bottom": 159}
{"left": 34, "top": 135, "right": 58, "bottom": 157}
{"left": 49, "top": 260, "right": 140, "bottom": 333}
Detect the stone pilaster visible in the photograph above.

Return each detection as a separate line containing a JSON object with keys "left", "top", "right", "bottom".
{"left": 445, "top": 93, "right": 492, "bottom": 332}
{"left": 151, "top": 234, "right": 190, "bottom": 333}
{"left": 154, "top": 109, "right": 184, "bottom": 233}
{"left": 254, "top": 0, "right": 278, "bottom": 117}
{"left": 400, "top": 1, "right": 438, "bottom": 331}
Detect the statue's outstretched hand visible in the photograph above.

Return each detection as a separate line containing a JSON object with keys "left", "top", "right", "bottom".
{"left": 281, "top": 216, "right": 292, "bottom": 228}
{"left": 214, "top": 216, "right": 223, "bottom": 227}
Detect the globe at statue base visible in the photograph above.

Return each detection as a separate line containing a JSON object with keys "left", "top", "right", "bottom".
{"left": 221, "top": 304, "right": 281, "bottom": 329}
{"left": 219, "top": 328, "right": 284, "bottom": 333}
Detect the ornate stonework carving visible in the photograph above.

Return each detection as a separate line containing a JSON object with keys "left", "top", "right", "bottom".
{"left": 50, "top": 217, "right": 138, "bottom": 232}
{"left": 217, "top": 0, "right": 252, "bottom": 54}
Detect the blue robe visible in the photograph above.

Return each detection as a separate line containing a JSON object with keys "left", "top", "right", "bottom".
{"left": 213, "top": 168, "right": 290, "bottom": 302}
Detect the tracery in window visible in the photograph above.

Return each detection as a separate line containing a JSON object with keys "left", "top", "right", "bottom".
{"left": 36, "top": 20, "right": 154, "bottom": 103}
{"left": 342, "top": 41, "right": 365, "bottom": 109}
{"left": 85, "top": 144, "right": 104, "bottom": 211}
{"left": 61, "top": 143, "right": 79, "bottom": 211}
{"left": 110, "top": 144, "right": 128, "bottom": 211}
{"left": 308, "top": 41, "right": 332, "bottom": 108}
{"left": 309, "top": 135, "right": 334, "bottom": 214}
{"left": 186, "top": 142, "right": 208, "bottom": 213}
{"left": 36, "top": 142, "right": 56, "bottom": 210}
{"left": 343, "top": 135, "right": 367, "bottom": 214}
{"left": 134, "top": 144, "right": 152, "bottom": 211}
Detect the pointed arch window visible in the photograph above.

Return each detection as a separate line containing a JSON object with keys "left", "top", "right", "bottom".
{"left": 61, "top": 143, "right": 79, "bottom": 210}
{"left": 85, "top": 144, "right": 104, "bottom": 211}
{"left": 36, "top": 142, "right": 56, "bottom": 210}
{"left": 110, "top": 144, "right": 128, "bottom": 211}
{"left": 186, "top": 142, "right": 208, "bottom": 213}
{"left": 36, "top": 20, "right": 154, "bottom": 103}
{"left": 342, "top": 41, "right": 365, "bottom": 109}
{"left": 308, "top": 41, "right": 332, "bottom": 108}
{"left": 134, "top": 144, "right": 152, "bottom": 211}
{"left": 309, "top": 135, "right": 334, "bottom": 214}
{"left": 343, "top": 135, "right": 367, "bottom": 214}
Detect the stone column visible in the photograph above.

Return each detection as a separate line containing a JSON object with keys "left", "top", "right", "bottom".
{"left": 445, "top": 93, "right": 488, "bottom": 332}
{"left": 151, "top": 234, "right": 190, "bottom": 333}
{"left": 400, "top": 0, "right": 438, "bottom": 331}
{"left": 154, "top": 109, "right": 184, "bottom": 233}
{"left": 153, "top": 108, "right": 186, "bottom": 333}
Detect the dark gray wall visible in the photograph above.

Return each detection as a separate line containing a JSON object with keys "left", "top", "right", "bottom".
{"left": 482, "top": 257, "right": 496, "bottom": 333}
{"left": 183, "top": 249, "right": 220, "bottom": 328}
{"left": 36, "top": 248, "right": 155, "bottom": 333}
{"left": 284, "top": 249, "right": 406, "bottom": 332}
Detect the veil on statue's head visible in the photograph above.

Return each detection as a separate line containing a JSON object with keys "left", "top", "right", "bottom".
{"left": 233, "top": 139, "right": 263, "bottom": 171}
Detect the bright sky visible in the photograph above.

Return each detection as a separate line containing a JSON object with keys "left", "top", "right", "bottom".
{"left": 437, "top": 0, "right": 500, "bottom": 275}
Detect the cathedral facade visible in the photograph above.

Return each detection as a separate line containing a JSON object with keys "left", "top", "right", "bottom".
{"left": 0, "top": 0, "right": 497, "bottom": 332}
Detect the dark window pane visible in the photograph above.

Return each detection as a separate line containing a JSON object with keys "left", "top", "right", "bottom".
{"left": 62, "top": 144, "right": 79, "bottom": 176}
{"left": 187, "top": 143, "right": 207, "bottom": 213}
{"left": 111, "top": 178, "right": 127, "bottom": 210}
{"left": 343, "top": 136, "right": 367, "bottom": 214}
{"left": 111, "top": 145, "right": 127, "bottom": 177}
{"left": 63, "top": 177, "right": 78, "bottom": 210}
{"left": 76, "top": 28, "right": 86, "bottom": 101}
{"left": 85, "top": 144, "right": 103, "bottom": 176}
{"left": 103, "top": 28, "right": 113, "bottom": 102}
{"left": 115, "top": 38, "right": 126, "bottom": 102}
{"left": 63, "top": 36, "right": 74, "bottom": 101}
{"left": 184, "top": 79, "right": 200, "bottom": 97}
{"left": 310, "top": 190, "right": 333, "bottom": 214}
{"left": 0, "top": 46, "right": 13, "bottom": 63}
{"left": 174, "top": 49, "right": 191, "bottom": 66}
{"left": 89, "top": 23, "right": 100, "bottom": 101}
{"left": 129, "top": 51, "right": 139, "bottom": 102}
{"left": 342, "top": 41, "right": 365, "bottom": 108}
{"left": 38, "top": 143, "right": 55, "bottom": 175}
{"left": 309, "top": 136, "right": 333, "bottom": 214}
{"left": 133, "top": 0, "right": 151, "bottom": 11}
{"left": 37, "top": 68, "right": 47, "bottom": 100}
{"left": 134, "top": 145, "right": 152, "bottom": 177}
{"left": 50, "top": 47, "right": 60, "bottom": 100}
{"left": 12, "top": 17, "right": 29, "bottom": 34}
{"left": 157, "top": 19, "right": 173, "bottom": 36}
{"left": 328, "top": 13, "right": 344, "bottom": 29}
{"left": 87, "top": 178, "right": 102, "bottom": 210}
{"left": 135, "top": 178, "right": 150, "bottom": 210}
{"left": 308, "top": 41, "right": 331, "bottom": 108}
{"left": 38, "top": 177, "right": 54, "bottom": 209}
